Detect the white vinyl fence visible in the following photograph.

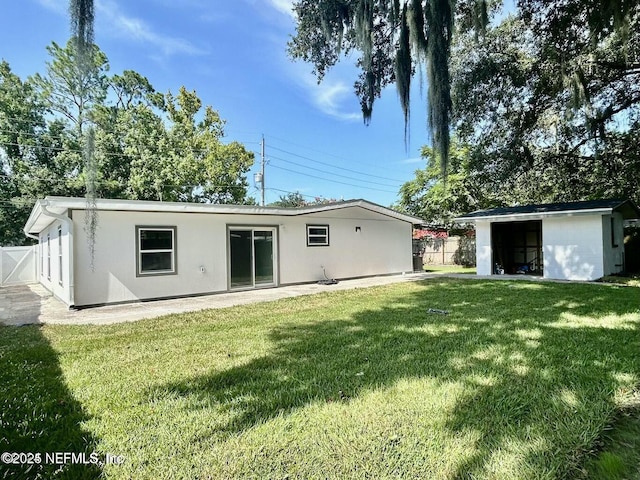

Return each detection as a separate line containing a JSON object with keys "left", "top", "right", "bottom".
{"left": 1, "top": 246, "right": 37, "bottom": 287}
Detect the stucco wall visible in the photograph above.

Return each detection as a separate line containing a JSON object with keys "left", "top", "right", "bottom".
{"left": 278, "top": 208, "right": 412, "bottom": 284}
{"left": 475, "top": 221, "right": 492, "bottom": 276}
{"left": 71, "top": 206, "right": 413, "bottom": 306}
{"left": 38, "top": 219, "right": 72, "bottom": 304}
{"left": 543, "top": 215, "right": 604, "bottom": 281}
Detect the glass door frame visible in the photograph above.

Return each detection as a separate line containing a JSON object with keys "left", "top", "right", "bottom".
{"left": 226, "top": 225, "right": 279, "bottom": 290}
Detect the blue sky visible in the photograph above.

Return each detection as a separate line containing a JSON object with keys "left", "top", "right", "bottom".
{"left": 1, "top": 0, "right": 433, "bottom": 206}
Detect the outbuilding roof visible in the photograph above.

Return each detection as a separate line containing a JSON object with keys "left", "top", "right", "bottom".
{"left": 24, "top": 196, "right": 424, "bottom": 235}
{"left": 455, "top": 199, "right": 640, "bottom": 223}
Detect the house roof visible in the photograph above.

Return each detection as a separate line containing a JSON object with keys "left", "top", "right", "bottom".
{"left": 24, "top": 196, "right": 424, "bottom": 234}
{"left": 455, "top": 199, "right": 640, "bottom": 223}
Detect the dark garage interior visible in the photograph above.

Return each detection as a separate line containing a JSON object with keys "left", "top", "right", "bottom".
{"left": 491, "top": 220, "right": 543, "bottom": 275}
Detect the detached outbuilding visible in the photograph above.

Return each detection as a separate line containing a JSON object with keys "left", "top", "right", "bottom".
{"left": 455, "top": 199, "right": 640, "bottom": 281}
{"left": 24, "top": 197, "right": 422, "bottom": 307}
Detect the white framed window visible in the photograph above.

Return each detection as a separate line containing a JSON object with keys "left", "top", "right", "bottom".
{"left": 40, "top": 235, "right": 44, "bottom": 277}
{"left": 136, "top": 226, "right": 177, "bottom": 276}
{"left": 46, "top": 234, "right": 51, "bottom": 280}
{"left": 58, "top": 226, "right": 63, "bottom": 286}
{"left": 306, "top": 225, "right": 329, "bottom": 247}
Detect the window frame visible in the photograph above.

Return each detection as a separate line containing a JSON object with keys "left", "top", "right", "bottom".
{"left": 306, "top": 224, "right": 330, "bottom": 247}
{"left": 58, "top": 225, "right": 63, "bottom": 286}
{"left": 136, "top": 226, "right": 177, "bottom": 277}
{"left": 40, "top": 235, "right": 44, "bottom": 277}
{"left": 46, "top": 234, "right": 51, "bottom": 280}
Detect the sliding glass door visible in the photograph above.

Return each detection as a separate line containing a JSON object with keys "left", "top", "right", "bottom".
{"left": 229, "top": 228, "right": 276, "bottom": 289}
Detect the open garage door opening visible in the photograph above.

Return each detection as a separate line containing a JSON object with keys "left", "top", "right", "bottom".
{"left": 491, "top": 221, "right": 543, "bottom": 276}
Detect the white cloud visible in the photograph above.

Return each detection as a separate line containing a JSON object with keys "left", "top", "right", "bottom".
{"left": 34, "top": 0, "right": 207, "bottom": 57}
{"left": 284, "top": 61, "right": 362, "bottom": 122}
{"left": 97, "top": 0, "right": 208, "bottom": 57}
{"left": 35, "top": 0, "right": 66, "bottom": 14}
{"left": 400, "top": 157, "right": 424, "bottom": 164}
{"left": 251, "top": 0, "right": 361, "bottom": 122}
{"left": 313, "top": 81, "right": 362, "bottom": 121}
{"left": 267, "top": 0, "right": 295, "bottom": 18}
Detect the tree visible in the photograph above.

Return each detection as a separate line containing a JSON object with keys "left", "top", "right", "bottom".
{"left": 0, "top": 42, "right": 256, "bottom": 245}
{"left": 289, "top": 1, "right": 638, "bottom": 177}
{"left": 0, "top": 61, "right": 82, "bottom": 245}
{"left": 269, "top": 192, "right": 307, "bottom": 207}
{"left": 450, "top": 1, "right": 640, "bottom": 205}
{"left": 160, "top": 87, "right": 254, "bottom": 203}
{"left": 289, "top": 0, "right": 495, "bottom": 173}
{"left": 32, "top": 40, "right": 109, "bottom": 136}
{"left": 396, "top": 139, "right": 497, "bottom": 225}
{"left": 268, "top": 192, "right": 341, "bottom": 207}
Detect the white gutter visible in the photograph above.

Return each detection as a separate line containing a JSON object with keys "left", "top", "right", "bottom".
{"left": 455, "top": 207, "right": 614, "bottom": 223}
{"left": 40, "top": 201, "right": 74, "bottom": 306}
{"left": 38, "top": 196, "right": 424, "bottom": 225}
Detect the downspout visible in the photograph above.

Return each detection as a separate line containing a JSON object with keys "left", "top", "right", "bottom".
{"left": 40, "top": 201, "right": 75, "bottom": 307}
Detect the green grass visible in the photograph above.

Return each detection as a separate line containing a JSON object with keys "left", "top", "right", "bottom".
{"left": 601, "top": 275, "right": 640, "bottom": 288}
{"left": 1, "top": 278, "right": 639, "bottom": 479}
{"left": 423, "top": 264, "right": 477, "bottom": 274}
{"left": 583, "top": 392, "right": 640, "bottom": 479}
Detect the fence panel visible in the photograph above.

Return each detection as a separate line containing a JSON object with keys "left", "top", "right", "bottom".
{"left": 1, "top": 246, "right": 37, "bottom": 286}
{"left": 419, "top": 236, "right": 476, "bottom": 266}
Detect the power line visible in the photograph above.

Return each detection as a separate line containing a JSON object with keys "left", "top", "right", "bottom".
{"left": 2, "top": 117, "right": 411, "bottom": 199}
{"left": 268, "top": 164, "right": 398, "bottom": 194}
{"left": 266, "top": 133, "right": 410, "bottom": 175}
{"left": 0, "top": 139, "right": 259, "bottom": 159}
{"left": 267, "top": 144, "right": 406, "bottom": 182}
{"left": 267, "top": 154, "right": 400, "bottom": 188}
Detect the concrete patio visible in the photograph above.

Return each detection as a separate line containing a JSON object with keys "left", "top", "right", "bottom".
{"left": 0, "top": 273, "right": 436, "bottom": 326}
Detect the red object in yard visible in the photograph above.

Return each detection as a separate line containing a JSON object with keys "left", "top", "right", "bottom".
{"left": 413, "top": 229, "right": 448, "bottom": 240}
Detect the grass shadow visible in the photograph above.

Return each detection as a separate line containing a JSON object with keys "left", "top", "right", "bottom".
{"left": 0, "top": 325, "right": 101, "bottom": 479}
{"left": 147, "top": 279, "right": 640, "bottom": 477}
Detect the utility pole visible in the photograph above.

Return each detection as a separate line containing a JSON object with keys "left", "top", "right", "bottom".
{"left": 261, "top": 134, "right": 265, "bottom": 206}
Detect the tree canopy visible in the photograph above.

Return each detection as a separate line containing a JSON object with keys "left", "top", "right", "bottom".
{"left": 289, "top": 0, "right": 492, "bottom": 173}
{"left": 396, "top": 139, "right": 501, "bottom": 225}
{"left": 387, "top": 0, "right": 640, "bottom": 224}
{"left": 290, "top": 0, "right": 639, "bottom": 183}
{"left": 451, "top": 0, "right": 640, "bottom": 206}
{"left": 0, "top": 41, "right": 254, "bottom": 245}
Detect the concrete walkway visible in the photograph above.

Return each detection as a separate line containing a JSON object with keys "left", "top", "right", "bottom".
{"left": 1, "top": 272, "right": 607, "bottom": 327}
{"left": 0, "top": 273, "right": 439, "bottom": 326}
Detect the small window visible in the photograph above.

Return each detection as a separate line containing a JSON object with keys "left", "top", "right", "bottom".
{"left": 136, "top": 227, "right": 177, "bottom": 276}
{"left": 58, "top": 226, "right": 63, "bottom": 286}
{"left": 307, "top": 225, "right": 329, "bottom": 246}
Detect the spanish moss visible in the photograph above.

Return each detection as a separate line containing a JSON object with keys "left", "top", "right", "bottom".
{"left": 396, "top": 5, "right": 412, "bottom": 144}
{"left": 69, "top": 0, "right": 94, "bottom": 64}
{"left": 70, "top": 0, "right": 98, "bottom": 268}
{"left": 83, "top": 126, "right": 98, "bottom": 271}
{"left": 425, "top": 0, "right": 453, "bottom": 178}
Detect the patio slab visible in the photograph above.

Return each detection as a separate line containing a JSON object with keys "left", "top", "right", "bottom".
{"left": 0, "top": 273, "right": 435, "bottom": 326}
{"left": 0, "top": 272, "right": 596, "bottom": 326}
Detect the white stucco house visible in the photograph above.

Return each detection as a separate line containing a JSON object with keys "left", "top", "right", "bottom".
{"left": 455, "top": 199, "right": 640, "bottom": 281}
{"left": 24, "top": 196, "right": 423, "bottom": 307}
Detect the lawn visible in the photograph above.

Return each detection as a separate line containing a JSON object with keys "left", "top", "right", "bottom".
{"left": 423, "top": 264, "right": 477, "bottom": 274}
{"left": 1, "top": 278, "right": 639, "bottom": 479}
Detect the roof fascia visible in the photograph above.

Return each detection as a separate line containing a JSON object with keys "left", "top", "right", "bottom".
{"left": 455, "top": 207, "right": 614, "bottom": 223}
